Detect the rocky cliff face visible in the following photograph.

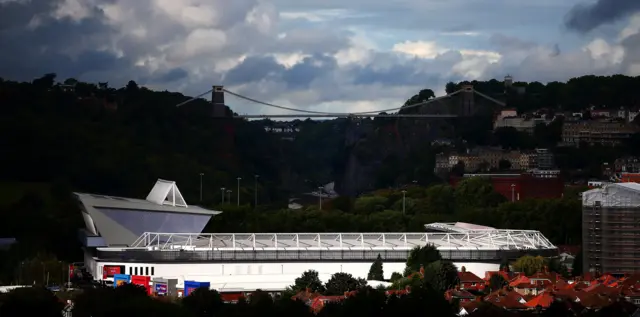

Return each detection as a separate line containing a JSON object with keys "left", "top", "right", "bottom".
{"left": 336, "top": 92, "right": 497, "bottom": 196}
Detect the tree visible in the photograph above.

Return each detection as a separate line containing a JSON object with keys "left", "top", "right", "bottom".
{"left": 513, "top": 255, "right": 545, "bottom": 276}
{"left": 324, "top": 272, "right": 367, "bottom": 295}
{"left": 367, "top": 254, "right": 384, "bottom": 280}
{"left": 422, "top": 261, "right": 460, "bottom": 293}
{"left": 0, "top": 286, "right": 64, "bottom": 317}
{"left": 572, "top": 250, "right": 583, "bottom": 277}
{"left": 182, "top": 287, "right": 224, "bottom": 317}
{"left": 405, "top": 244, "right": 442, "bottom": 274}
{"left": 33, "top": 73, "right": 56, "bottom": 90}
{"left": 389, "top": 272, "right": 403, "bottom": 282}
{"left": 126, "top": 80, "right": 139, "bottom": 91}
{"left": 547, "top": 257, "right": 570, "bottom": 278}
{"left": 489, "top": 274, "right": 507, "bottom": 291}
{"left": 292, "top": 270, "right": 325, "bottom": 293}
{"left": 353, "top": 196, "right": 388, "bottom": 214}
{"left": 499, "top": 258, "right": 510, "bottom": 272}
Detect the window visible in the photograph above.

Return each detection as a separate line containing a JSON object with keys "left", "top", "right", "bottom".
{"left": 129, "top": 267, "right": 133, "bottom": 275}
{"left": 135, "top": 267, "right": 138, "bottom": 275}
{"left": 151, "top": 267, "right": 155, "bottom": 276}
{"left": 145, "top": 267, "right": 149, "bottom": 275}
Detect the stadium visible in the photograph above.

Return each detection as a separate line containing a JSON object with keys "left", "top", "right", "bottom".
{"left": 77, "top": 179, "right": 557, "bottom": 292}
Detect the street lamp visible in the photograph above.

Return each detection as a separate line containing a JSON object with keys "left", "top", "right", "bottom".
{"left": 254, "top": 175, "right": 259, "bottom": 209}
{"left": 220, "top": 187, "right": 225, "bottom": 204}
{"left": 318, "top": 186, "right": 323, "bottom": 210}
{"left": 511, "top": 184, "right": 516, "bottom": 202}
{"left": 227, "top": 190, "right": 232, "bottom": 203}
{"left": 401, "top": 190, "right": 407, "bottom": 215}
{"left": 236, "top": 177, "right": 242, "bottom": 206}
{"left": 199, "top": 173, "right": 204, "bottom": 202}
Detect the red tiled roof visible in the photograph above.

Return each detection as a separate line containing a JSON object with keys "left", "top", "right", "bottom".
{"left": 485, "top": 292, "right": 528, "bottom": 310}
{"left": 460, "top": 300, "right": 481, "bottom": 314}
{"left": 445, "top": 289, "right": 475, "bottom": 301}
{"left": 458, "top": 271, "right": 484, "bottom": 283}
{"left": 509, "top": 275, "right": 530, "bottom": 287}
{"left": 525, "top": 292, "right": 554, "bottom": 308}
{"left": 576, "top": 293, "right": 611, "bottom": 308}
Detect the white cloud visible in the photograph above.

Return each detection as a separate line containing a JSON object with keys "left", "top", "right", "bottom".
{"left": 392, "top": 41, "right": 445, "bottom": 59}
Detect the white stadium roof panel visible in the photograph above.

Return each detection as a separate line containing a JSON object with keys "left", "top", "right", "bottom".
{"left": 124, "top": 226, "right": 556, "bottom": 252}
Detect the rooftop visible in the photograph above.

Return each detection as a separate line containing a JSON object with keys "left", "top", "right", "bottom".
{"left": 582, "top": 182, "right": 640, "bottom": 207}
{"left": 111, "top": 223, "right": 556, "bottom": 251}
{"left": 75, "top": 179, "right": 220, "bottom": 215}
{"left": 77, "top": 179, "right": 220, "bottom": 247}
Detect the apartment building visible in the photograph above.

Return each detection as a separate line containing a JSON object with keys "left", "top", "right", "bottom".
{"left": 582, "top": 183, "right": 640, "bottom": 274}
{"left": 561, "top": 120, "right": 638, "bottom": 147}
{"left": 435, "top": 148, "right": 552, "bottom": 173}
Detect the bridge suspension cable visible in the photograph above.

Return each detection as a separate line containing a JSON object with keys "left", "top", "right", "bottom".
{"left": 174, "top": 85, "right": 505, "bottom": 117}
{"left": 175, "top": 88, "right": 214, "bottom": 107}
{"left": 224, "top": 88, "right": 464, "bottom": 116}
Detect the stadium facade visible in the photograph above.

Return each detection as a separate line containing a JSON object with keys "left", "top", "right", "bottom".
{"left": 77, "top": 179, "right": 557, "bottom": 292}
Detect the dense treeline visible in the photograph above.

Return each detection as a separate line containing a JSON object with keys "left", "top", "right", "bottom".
{"left": 207, "top": 178, "right": 582, "bottom": 245}
{"left": 446, "top": 75, "right": 640, "bottom": 113}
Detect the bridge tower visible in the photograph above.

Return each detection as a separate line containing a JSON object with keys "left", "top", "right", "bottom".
{"left": 460, "top": 84, "right": 475, "bottom": 116}
{"left": 212, "top": 85, "right": 226, "bottom": 117}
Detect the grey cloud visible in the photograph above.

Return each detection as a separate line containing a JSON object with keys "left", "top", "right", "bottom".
{"left": 153, "top": 68, "right": 190, "bottom": 84}
{"left": 442, "top": 24, "right": 476, "bottom": 33}
{"left": 564, "top": 0, "right": 640, "bottom": 33}
{"left": 621, "top": 33, "right": 640, "bottom": 71}
{"left": 282, "top": 54, "right": 337, "bottom": 89}
{"left": 0, "top": 0, "right": 122, "bottom": 81}
{"left": 224, "top": 56, "right": 286, "bottom": 85}
{"left": 489, "top": 34, "right": 537, "bottom": 52}
{"left": 224, "top": 54, "right": 337, "bottom": 89}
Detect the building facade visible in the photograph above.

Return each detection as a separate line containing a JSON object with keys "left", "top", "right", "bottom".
{"left": 582, "top": 183, "right": 640, "bottom": 274}
{"left": 450, "top": 172, "right": 564, "bottom": 201}
{"left": 562, "top": 120, "right": 638, "bottom": 147}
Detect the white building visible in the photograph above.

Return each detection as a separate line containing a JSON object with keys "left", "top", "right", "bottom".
{"left": 77, "top": 180, "right": 557, "bottom": 293}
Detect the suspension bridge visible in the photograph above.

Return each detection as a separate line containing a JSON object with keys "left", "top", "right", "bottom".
{"left": 175, "top": 84, "right": 506, "bottom": 119}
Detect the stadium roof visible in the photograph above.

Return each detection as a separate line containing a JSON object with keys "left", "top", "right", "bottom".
{"left": 424, "top": 222, "right": 496, "bottom": 233}
{"left": 120, "top": 225, "right": 556, "bottom": 251}
{"left": 75, "top": 179, "right": 220, "bottom": 215}
{"left": 76, "top": 179, "right": 220, "bottom": 247}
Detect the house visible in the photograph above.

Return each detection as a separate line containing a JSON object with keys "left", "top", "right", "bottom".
{"left": 458, "top": 299, "right": 483, "bottom": 315}
{"left": 444, "top": 288, "right": 475, "bottom": 303}
{"left": 458, "top": 266, "right": 485, "bottom": 291}
{"left": 484, "top": 288, "right": 529, "bottom": 311}
{"left": 525, "top": 292, "right": 554, "bottom": 309}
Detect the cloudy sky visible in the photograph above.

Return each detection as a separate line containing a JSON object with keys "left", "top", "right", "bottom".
{"left": 1, "top": 0, "right": 640, "bottom": 115}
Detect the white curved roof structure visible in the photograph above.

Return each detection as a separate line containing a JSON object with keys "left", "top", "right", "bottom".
{"left": 124, "top": 223, "right": 555, "bottom": 251}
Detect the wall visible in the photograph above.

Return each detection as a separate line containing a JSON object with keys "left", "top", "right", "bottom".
{"left": 88, "top": 257, "right": 498, "bottom": 291}
{"left": 451, "top": 174, "right": 564, "bottom": 200}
